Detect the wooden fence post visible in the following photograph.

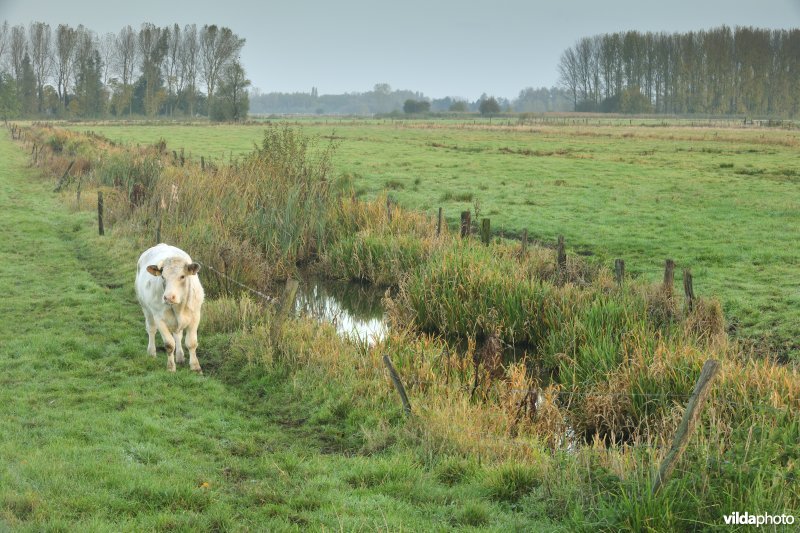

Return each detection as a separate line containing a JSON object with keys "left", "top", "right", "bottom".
{"left": 557, "top": 235, "right": 566, "bottom": 272}
{"left": 53, "top": 161, "right": 75, "bottom": 192}
{"left": 201, "top": 156, "right": 205, "bottom": 171}
{"left": 615, "top": 259, "right": 625, "bottom": 285}
{"left": 663, "top": 259, "right": 675, "bottom": 296}
{"left": 460, "top": 211, "right": 471, "bottom": 238}
{"left": 383, "top": 354, "right": 412, "bottom": 416}
{"left": 271, "top": 278, "right": 299, "bottom": 341}
{"left": 652, "top": 359, "right": 720, "bottom": 495}
{"left": 436, "top": 207, "right": 443, "bottom": 236}
{"left": 75, "top": 175, "right": 82, "bottom": 207}
{"left": 97, "top": 191, "right": 105, "bottom": 236}
{"left": 521, "top": 229, "right": 528, "bottom": 256}
{"left": 481, "top": 218, "right": 491, "bottom": 244}
{"left": 683, "top": 269, "right": 695, "bottom": 311}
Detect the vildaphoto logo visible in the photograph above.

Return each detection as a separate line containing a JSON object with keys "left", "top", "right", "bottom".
{"left": 723, "top": 512, "right": 796, "bottom": 527}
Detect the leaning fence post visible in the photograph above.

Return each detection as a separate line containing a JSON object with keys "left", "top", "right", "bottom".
{"left": 271, "top": 278, "right": 299, "bottom": 341}
{"left": 683, "top": 268, "right": 695, "bottom": 311}
{"left": 436, "top": 207, "right": 443, "bottom": 236}
{"left": 53, "top": 161, "right": 75, "bottom": 192}
{"left": 383, "top": 354, "right": 412, "bottom": 416}
{"left": 97, "top": 191, "right": 105, "bottom": 236}
{"left": 652, "top": 359, "right": 720, "bottom": 495}
{"left": 615, "top": 259, "right": 625, "bottom": 286}
{"left": 663, "top": 259, "right": 675, "bottom": 296}
{"left": 460, "top": 211, "right": 471, "bottom": 238}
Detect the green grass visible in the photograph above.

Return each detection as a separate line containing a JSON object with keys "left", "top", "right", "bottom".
{"left": 64, "top": 120, "right": 800, "bottom": 357}
{"left": 0, "top": 133, "right": 558, "bottom": 530}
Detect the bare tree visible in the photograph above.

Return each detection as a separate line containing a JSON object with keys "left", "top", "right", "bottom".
{"left": 0, "top": 21, "right": 9, "bottom": 70}
{"left": 28, "top": 21, "right": 52, "bottom": 112}
{"left": 199, "top": 24, "right": 245, "bottom": 101}
{"left": 114, "top": 25, "right": 138, "bottom": 86}
{"left": 164, "top": 23, "right": 181, "bottom": 115}
{"left": 97, "top": 32, "right": 115, "bottom": 86}
{"left": 558, "top": 48, "right": 580, "bottom": 109}
{"left": 55, "top": 24, "right": 77, "bottom": 108}
{"left": 114, "top": 25, "right": 138, "bottom": 114}
{"left": 181, "top": 24, "right": 199, "bottom": 115}
{"left": 137, "top": 23, "right": 167, "bottom": 116}
{"left": 9, "top": 25, "right": 26, "bottom": 82}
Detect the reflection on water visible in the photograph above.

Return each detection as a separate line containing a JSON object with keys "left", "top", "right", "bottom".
{"left": 294, "top": 278, "right": 388, "bottom": 344}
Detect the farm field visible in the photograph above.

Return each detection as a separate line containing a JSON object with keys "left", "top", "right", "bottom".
{"left": 0, "top": 134, "right": 552, "bottom": 530}
{"left": 66, "top": 119, "right": 800, "bottom": 356}
{"left": 6, "top": 122, "right": 799, "bottom": 530}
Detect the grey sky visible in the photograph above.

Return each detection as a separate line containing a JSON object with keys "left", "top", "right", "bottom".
{"left": 2, "top": 0, "right": 799, "bottom": 100}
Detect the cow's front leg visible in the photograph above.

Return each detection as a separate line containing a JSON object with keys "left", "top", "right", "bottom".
{"left": 173, "top": 330, "right": 185, "bottom": 364}
{"left": 186, "top": 324, "right": 202, "bottom": 374}
{"left": 144, "top": 312, "right": 157, "bottom": 357}
{"left": 156, "top": 321, "right": 177, "bottom": 372}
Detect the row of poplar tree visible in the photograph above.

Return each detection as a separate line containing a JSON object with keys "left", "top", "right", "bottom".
{"left": 0, "top": 21, "right": 250, "bottom": 120}
{"left": 558, "top": 26, "right": 800, "bottom": 117}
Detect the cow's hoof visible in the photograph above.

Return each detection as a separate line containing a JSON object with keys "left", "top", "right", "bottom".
{"left": 176, "top": 355, "right": 185, "bottom": 364}
{"left": 191, "top": 366, "right": 203, "bottom": 375}
{"left": 167, "top": 364, "right": 176, "bottom": 372}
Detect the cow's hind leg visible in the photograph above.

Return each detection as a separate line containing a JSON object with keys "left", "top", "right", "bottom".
{"left": 173, "top": 330, "right": 185, "bottom": 364}
{"left": 155, "top": 320, "right": 177, "bottom": 372}
{"left": 144, "top": 310, "right": 157, "bottom": 357}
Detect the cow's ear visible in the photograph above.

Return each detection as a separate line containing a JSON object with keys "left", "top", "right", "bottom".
{"left": 186, "top": 262, "right": 201, "bottom": 275}
{"left": 146, "top": 265, "right": 162, "bottom": 277}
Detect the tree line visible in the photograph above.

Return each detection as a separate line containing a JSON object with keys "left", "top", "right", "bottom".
{"left": 0, "top": 21, "right": 250, "bottom": 120}
{"left": 558, "top": 26, "right": 800, "bottom": 117}
{"left": 249, "top": 84, "right": 572, "bottom": 115}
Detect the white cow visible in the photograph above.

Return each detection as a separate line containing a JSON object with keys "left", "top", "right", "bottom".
{"left": 135, "top": 243, "right": 205, "bottom": 373}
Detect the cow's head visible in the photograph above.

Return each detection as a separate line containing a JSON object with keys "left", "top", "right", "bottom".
{"left": 146, "top": 258, "right": 201, "bottom": 305}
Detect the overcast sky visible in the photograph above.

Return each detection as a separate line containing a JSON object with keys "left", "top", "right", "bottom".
{"left": 2, "top": 0, "right": 799, "bottom": 99}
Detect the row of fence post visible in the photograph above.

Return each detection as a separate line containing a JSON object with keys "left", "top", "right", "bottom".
{"left": 435, "top": 207, "right": 697, "bottom": 307}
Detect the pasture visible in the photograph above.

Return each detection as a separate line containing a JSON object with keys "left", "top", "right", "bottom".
{"left": 67, "top": 119, "right": 800, "bottom": 356}
{"left": 0, "top": 133, "right": 552, "bottom": 530}
{"left": 4, "top": 122, "right": 799, "bottom": 530}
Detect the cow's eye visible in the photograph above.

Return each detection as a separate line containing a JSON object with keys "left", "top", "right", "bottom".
{"left": 180, "top": 275, "right": 185, "bottom": 280}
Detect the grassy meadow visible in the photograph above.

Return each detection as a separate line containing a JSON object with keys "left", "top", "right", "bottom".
{"left": 65, "top": 119, "right": 800, "bottom": 356}
{"left": 0, "top": 132, "right": 566, "bottom": 531}
{"left": 3, "top": 122, "right": 799, "bottom": 530}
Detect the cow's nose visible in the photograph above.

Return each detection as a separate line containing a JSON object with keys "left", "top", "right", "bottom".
{"left": 164, "top": 295, "right": 174, "bottom": 304}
